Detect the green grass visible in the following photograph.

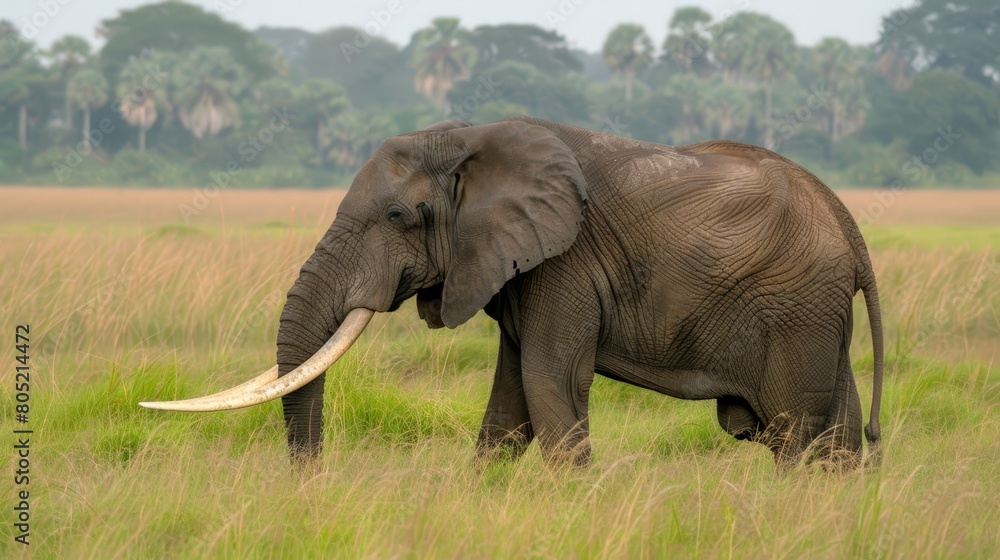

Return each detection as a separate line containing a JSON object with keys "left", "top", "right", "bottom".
{"left": 862, "top": 225, "right": 1000, "bottom": 251}
{"left": 0, "top": 222, "right": 997, "bottom": 558}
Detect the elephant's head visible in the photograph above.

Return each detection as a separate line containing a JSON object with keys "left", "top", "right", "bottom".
{"left": 140, "top": 118, "right": 588, "bottom": 462}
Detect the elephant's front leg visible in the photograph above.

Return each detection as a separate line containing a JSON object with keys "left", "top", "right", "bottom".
{"left": 520, "top": 303, "right": 600, "bottom": 467}
{"left": 476, "top": 329, "right": 534, "bottom": 462}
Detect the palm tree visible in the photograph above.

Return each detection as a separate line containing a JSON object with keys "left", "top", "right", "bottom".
{"left": 747, "top": 33, "right": 798, "bottom": 141}
{"left": 411, "top": 18, "right": 476, "bottom": 111}
{"left": 293, "top": 78, "right": 349, "bottom": 160}
{"left": 67, "top": 68, "right": 109, "bottom": 146}
{"left": 873, "top": 10, "right": 918, "bottom": 91}
{"left": 702, "top": 82, "right": 752, "bottom": 138}
{"left": 872, "top": 49, "right": 913, "bottom": 91}
{"left": 812, "top": 38, "right": 864, "bottom": 143}
{"left": 662, "top": 7, "right": 713, "bottom": 75}
{"left": 1, "top": 20, "right": 46, "bottom": 149}
{"left": 0, "top": 73, "right": 32, "bottom": 149}
{"left": 664, "top": 74, "right": 713, "bottom": 142}
{"left": 602, "top": 24, "right": 654, "bottom": 108}
{"left": 47, "top": 35, "right": 91, "bottom": 129}
{"left": 837, "top": 47, "right": 873, "bottom": 139}
{"left": 117, "top": 53, "right": 172, "bottom": 151}
{"left": 710, "top": 18, "right": 751, "bottom": 86}
{"left": 712, "top": 13, "right": 797, "bottom": 144}
{"left": 254, "top": 77, "right": 297, "bottom": 111}
{"left": 173, "top": 47, "right": 249, "bottom": 140}
{"left": 322, "top": 110, "right": 397, "bottom": 169}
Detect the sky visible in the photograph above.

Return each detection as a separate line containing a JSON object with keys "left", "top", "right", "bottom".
{"left": 8, "top": 0, "right": 908, "bottom": 53}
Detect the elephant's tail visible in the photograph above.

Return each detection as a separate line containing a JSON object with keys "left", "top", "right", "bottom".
{"left": 859, "top": 257, "right": 884, "bottom": 449}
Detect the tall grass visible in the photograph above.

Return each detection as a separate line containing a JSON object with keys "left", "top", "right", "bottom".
{"left": 0, "top": 208, "right": 997, "bottom": 558}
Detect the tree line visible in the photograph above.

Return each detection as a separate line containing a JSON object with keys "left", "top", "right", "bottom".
{"left": 0, "top": 0, "right": 997, "bottom": 187}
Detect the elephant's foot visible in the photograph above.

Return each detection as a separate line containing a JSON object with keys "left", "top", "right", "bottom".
{"left": 538, "top": 429, "right": 591, "bottom": 468}
{"left": 761, "top": 413, "right": 825, "bottom": 468}
{"left": 812, "top": 421, "right": 865, "bottom": 472}
{"left": 762, "top": 413, "right": 867, "bottom": 471}
{"left": 475, "top": 422, "right": 534, "bottom": 463}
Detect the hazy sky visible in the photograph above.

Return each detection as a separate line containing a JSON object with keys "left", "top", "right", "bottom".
{"left": 9, "top": 0, "right": 906, "bottom": 53}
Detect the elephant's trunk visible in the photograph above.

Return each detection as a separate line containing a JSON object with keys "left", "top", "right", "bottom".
{"left": 139, "top": 230, "right": 375, "bottom": 463}
{"left": 276, "top": 306, "right": 372, "bottom": 462}
{"left": 276, "top": 248, "right": 357, "bottom": 461}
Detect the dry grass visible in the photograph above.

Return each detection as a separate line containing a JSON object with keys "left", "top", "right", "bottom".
{"left": 0, "top": 186, "right": 345, "bottom": 227}
{"left": 6, "top": 186, "right": 1000, "bottom": 227}
{"left": 0, "top": 187, "right": 997, "bottom": 558}
{"left": 836, "top": 189, "right": 1000, "bottom": 226}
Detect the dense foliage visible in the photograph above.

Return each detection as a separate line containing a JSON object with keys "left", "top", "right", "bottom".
{"left": 0, "top": 0, "right": 997, "bottom": 187}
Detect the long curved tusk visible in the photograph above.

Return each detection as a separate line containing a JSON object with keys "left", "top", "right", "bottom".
{"left": 183, "top": 365, "right": 279, "bottom": 401}
{"left": 139, "top": 308, "right": 375, "bottom": 412}
{"left": 139, "top": 365, "right": 280, "bottom": 409}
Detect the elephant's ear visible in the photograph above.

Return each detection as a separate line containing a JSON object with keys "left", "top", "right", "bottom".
{"left": 439, "top": 120, "right": 588, "bottom": 328}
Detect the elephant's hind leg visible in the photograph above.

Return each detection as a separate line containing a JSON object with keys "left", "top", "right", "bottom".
{"left": 816, "top": 346, "right": 863, "bottom": 469}
{"left": 757, "top": 336, "right": 840, "bottom": 467}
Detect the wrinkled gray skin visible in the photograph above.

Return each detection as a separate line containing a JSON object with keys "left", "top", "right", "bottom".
{"left": 278, "top": 117, "right": 884, "bottom": 468}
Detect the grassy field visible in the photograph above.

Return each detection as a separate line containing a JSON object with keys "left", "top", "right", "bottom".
{"left": 0, "top": 187, "right": 997, "bottom": 558}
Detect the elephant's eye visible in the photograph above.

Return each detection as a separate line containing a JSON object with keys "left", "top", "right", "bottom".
{"left": 386, "top": 209, "right": 404, "bottom": 224}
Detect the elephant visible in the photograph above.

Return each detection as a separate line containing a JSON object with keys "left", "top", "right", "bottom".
{"left": 142, "top": 116, "right": 884, "bottom": 469}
